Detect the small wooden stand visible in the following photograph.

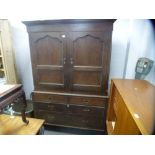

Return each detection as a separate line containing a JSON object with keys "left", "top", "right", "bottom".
{"left": 0, "top": 84, "right": 29, "bottom": 124}
{"left": 0, "top": 114, "right": 44, "bottom": 135}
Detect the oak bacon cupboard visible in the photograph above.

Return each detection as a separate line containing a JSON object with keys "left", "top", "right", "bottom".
{"left": 23, "top": 20, "right": 115, "bottom": 132}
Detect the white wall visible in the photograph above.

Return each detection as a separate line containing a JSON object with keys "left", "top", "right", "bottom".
{"left": 109, "top": 20, "right": 131, "bottom": 81}
{"left": 8, "top": 19, "right": 155, "bottom": 99}
{"left": 110, "top": 19, "right": 155, "bottom": 85}
{"left": 10, "top": 20, "right": 34, "bottom": 99}
{"left": 125, "top": 20, "right": 155, "bottom": 84}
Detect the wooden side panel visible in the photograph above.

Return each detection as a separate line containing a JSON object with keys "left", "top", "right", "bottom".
{"left": 73, "top": 34, "right": 103, "bottom": 66}
{"left": 0, "top": 20, "right": 18, "bottom": 84}
{"left": 113, "top": 91, "right": 140, "bottom": 135}
{"left": 73, "top": 71, "right": 101, "bottom": 85}
{"left": 106, "top": 80, "right": 141, "bottom": 135}
{"left": 0, "top": 35, "right": 5, "bottom": 79}
{"left": 35, "top": 35, "right": 63, "bottom": 65}
{"left": 106, "top": 80, "right": 116, "bottom": 122}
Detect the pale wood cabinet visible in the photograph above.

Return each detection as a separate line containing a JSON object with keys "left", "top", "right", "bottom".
{"left": 106, "top": 79, "right": 155, "bottom": 135}
{"left": 0, "top": 19, "right": 18, "bottom": 84}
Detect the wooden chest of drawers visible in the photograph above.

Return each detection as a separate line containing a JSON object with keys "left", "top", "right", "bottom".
{"left": 33, "top": 91, "right": 107, "bottom": 131}
{"left": 106, "top": 79, "right": 155, "bottom": 135}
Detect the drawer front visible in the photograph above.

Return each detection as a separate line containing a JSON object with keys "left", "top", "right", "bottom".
{"left": 35, "top": 110, "right": 69, "bottom": 126}
{"left": 69, "top": 96, "right": 107, "bottom": 106}
{"left": 112, "top": 87, "right": 120, "bottom": 114}
{"left": 33, "top": 92, "right": 67, "bottom": 103}
{"left": 34, "top": 102, "right": 105, "bottom": 117}
{"left": 34, "top": 110, "right": 105, "bottom": 130}
{"left": 34, "top": 102, "right": 68, "bottom": 113}
{"left": 68, "top": 104, "right": 105, "bottom": 117}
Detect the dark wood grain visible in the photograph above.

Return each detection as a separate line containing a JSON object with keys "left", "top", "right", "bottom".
{"left": 24, "top": 19, "right": 114, "bottom": 131}
{"left": 34, "top": 109, "right": 105, "bottom": 131}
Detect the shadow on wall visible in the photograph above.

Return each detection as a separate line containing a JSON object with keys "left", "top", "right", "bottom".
{"left": 10, "top": 20, "right": 34, "bottom": 99}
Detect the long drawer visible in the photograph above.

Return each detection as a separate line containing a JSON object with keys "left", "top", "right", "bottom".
{"left": 112, "top": 86, "right": 121, "bottom": 115}
{"left": 32, "top": 92, "right": 107, "bottom": 107}
{"left": 34, "top": 102, "right": 105, "bottom": 117}
{"left": 69, "top": 96, "right": 107, "bottom": 106}
{"left": 34, "top": 110, "right": 105, "bottom": 130}
{"left": 33, "top": 92, "right": 67, "bottom": 103}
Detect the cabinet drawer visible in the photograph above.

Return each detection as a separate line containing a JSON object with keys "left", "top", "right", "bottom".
{"left": 34, "top": 110, "right": 105, "bottom": 130}
{"left": 34, "top": 110, "right": 82, "bottom": 127}
{"left": 35, "top": 110, "right": 69, "bottom": 126}
{"left": 112, "top": 87, "right": 120, "bottom": 114}
{"left": 69, "top": 96, "right": 107, "bottom": 106}
{"left": 34, "top": 102, "right": 105, "bottom": 117}
{"left": 32, "top": 92, "right": 67, "bottom": 103}
{"left": 68, "top": 104, "right": 105, "bottom": 117}
{"left": 34, "top": 102, "right": 68, "bottom": 113}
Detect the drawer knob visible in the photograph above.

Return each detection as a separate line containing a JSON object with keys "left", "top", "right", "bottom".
{"left": 48, "top": 105, "right": 55, "bottom": 109}
{"left": 47, "top": 116, "right": 55, "bottom": 120}
{"left": 61, "top": 34, "right": 66, "bottom": 38}
{"left": 83, "top": 99, "right": 89, "bottom": 104}
{"left": 70, "top": 58, "right": 73, "bottom": 65}
{"left": 83, "top": 108, "right": 90, "bottom": 112}
{"left": 48, "top": 97, "right": 54, "bottom": 102}
{"left": 63, "top": 58, "right": 66, "bottom": 64}
{"left": 82, "top": 120, "right": 88, "bottom": 123}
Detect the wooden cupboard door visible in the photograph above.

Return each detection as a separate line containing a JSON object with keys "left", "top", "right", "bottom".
{"left": 68, "top": 31, "right": 112, "bottom": 95}
{"left": 30, "top": 32, "right": 67, "bottom": 91}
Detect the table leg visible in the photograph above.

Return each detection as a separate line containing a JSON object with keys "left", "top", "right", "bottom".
{"left": 38, "top": 126, "right": 44, "bottom": 135}
{"left": 21, "top": 90, "right": 29, "bottom": 124}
